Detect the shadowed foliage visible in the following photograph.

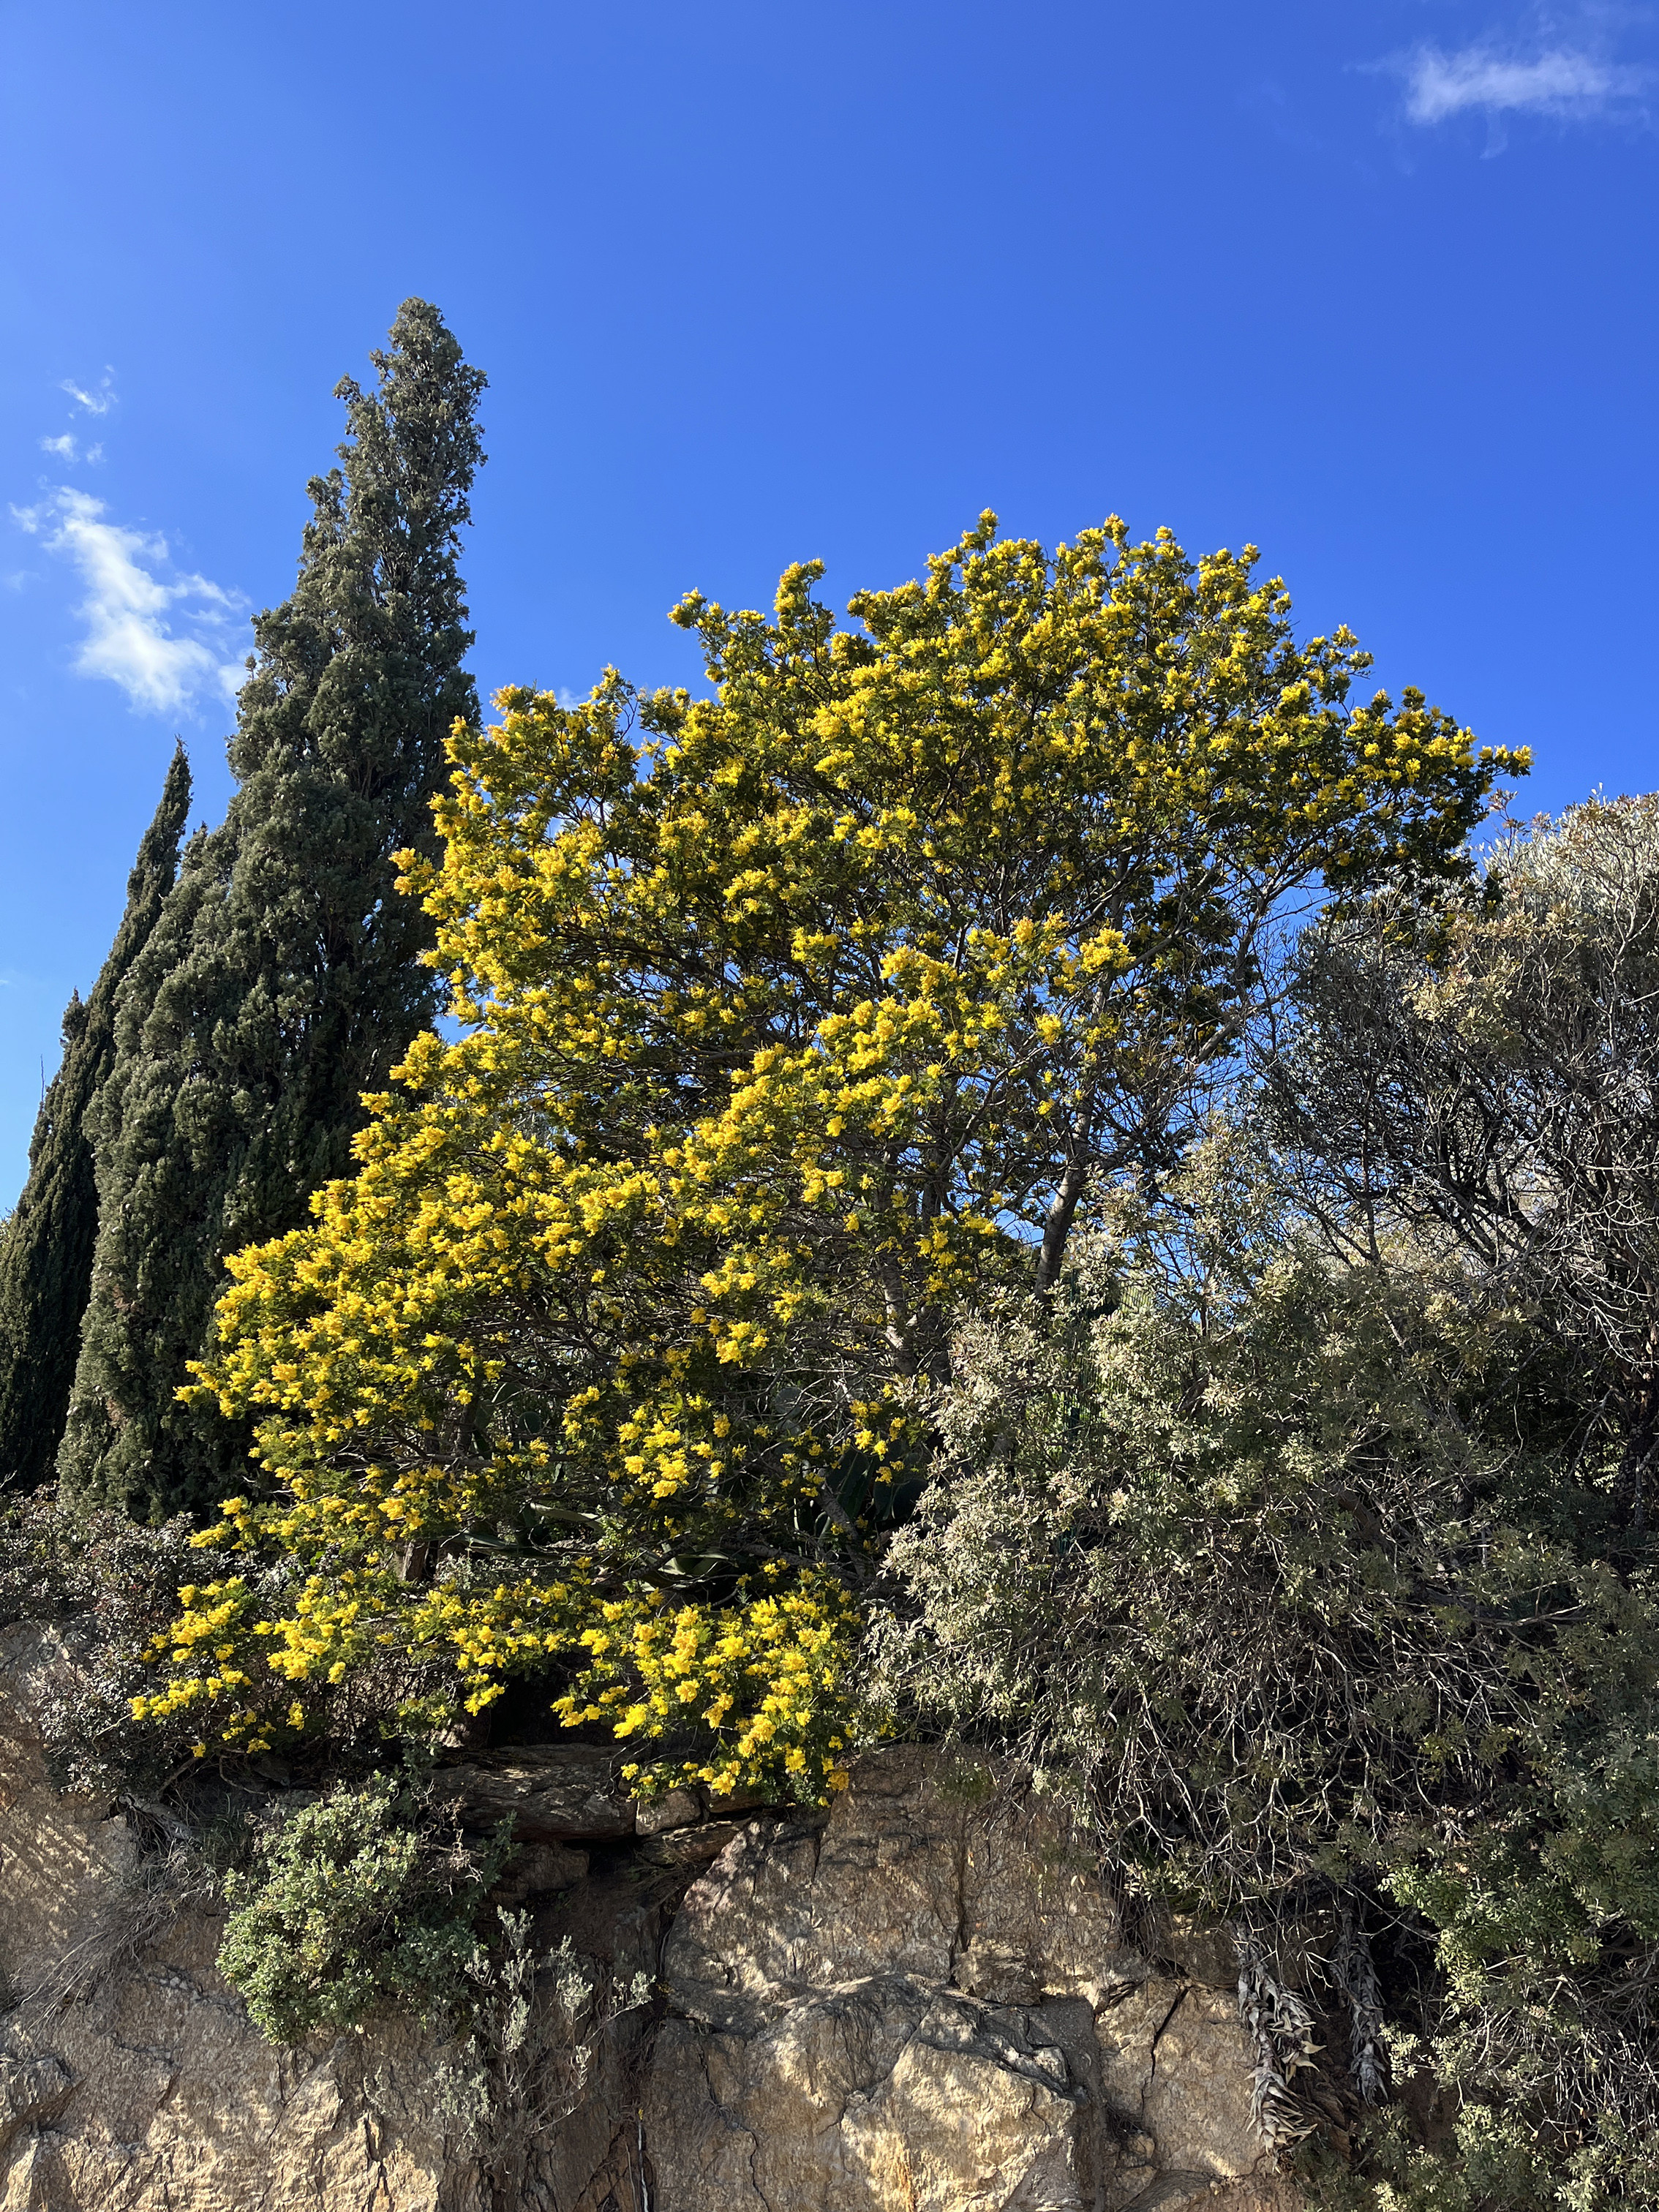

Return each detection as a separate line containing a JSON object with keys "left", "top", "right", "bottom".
{"left": 0, "top": 744, "right": 190, "bottom": 1491}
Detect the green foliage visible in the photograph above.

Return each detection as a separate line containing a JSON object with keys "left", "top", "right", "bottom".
{"left": 1309, "top": 2100, "right": 1659, "bottom": 2212}
{"left": 59, "top": 299, "right": 486, "bottom": 1519}
{"left": 217, "top": 1772, "right": 509, "bottom": 2043}
{"left": 884, "top": 798, "right": 1659, "bottom": 2203}
{"left": 1259, "top": 798, "right": 1659, "bottom": 2200}
{"left": 887, "top": 1178, "right": 1659, "bottom": 2190}
{"left": 0, "top": 746, "right": 189, "bottom": 1491}
{"left": 1268, "top": 794, "right": 1659, "bottom": 1531}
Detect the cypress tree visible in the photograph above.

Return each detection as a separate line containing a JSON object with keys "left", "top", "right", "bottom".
{"left": 59, "top": 298, "right": 486, "bottom": 1519}
{"left": 0, "top": 746, "right": 192, "bottom": 1493}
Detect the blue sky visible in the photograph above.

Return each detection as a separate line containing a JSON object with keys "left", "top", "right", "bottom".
{"left": 0, "top": 0, "right": 1655, "bottom": 1197}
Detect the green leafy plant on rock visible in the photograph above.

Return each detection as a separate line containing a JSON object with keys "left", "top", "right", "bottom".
{"left": 217, "top": 1772, "right": 511, "bottom": 2043}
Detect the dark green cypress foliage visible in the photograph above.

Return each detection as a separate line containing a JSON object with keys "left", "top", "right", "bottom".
{"left": 0, "top": 747, "right": 192, "bottom": 1494}
{"left": 59, "top": 299, "right": 486, "bottom": 1519}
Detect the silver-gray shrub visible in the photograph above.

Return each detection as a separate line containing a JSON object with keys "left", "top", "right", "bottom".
{"left": 872, "top": 801, "right": 1659, "bottom": 2201}
{"left": 1269, "top": 793, "right": 1659, "bottom": 1532}
{"left": 874, "top": 1134, "right": 1595, "bottom": 1912}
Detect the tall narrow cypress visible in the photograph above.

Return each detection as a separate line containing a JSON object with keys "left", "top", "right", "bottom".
{"left": 59, "top": 299, "right": 486, "bottom": 1519}
{"left": 0, "top": 746, "right": 192, "bottom": 1493}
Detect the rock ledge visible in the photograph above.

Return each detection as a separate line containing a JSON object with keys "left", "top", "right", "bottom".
{"left": 1, "top": 1625, "right": 1303, "bottom": 2211}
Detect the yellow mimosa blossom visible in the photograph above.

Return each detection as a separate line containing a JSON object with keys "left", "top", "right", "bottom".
{"left": 135, "top": 516, "right": 1521, "bottom": 1798}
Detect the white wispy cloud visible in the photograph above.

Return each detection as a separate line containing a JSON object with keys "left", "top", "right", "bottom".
{"left": 61, "top": 372, "right": 116, "bottom": 417}
{"left": 12, "top": 488, "right": 246, "bottom": 715}
{"left": 1398, "top": 40, "right": 1650, "bottom": 126}
{"left": 37, "top": 433, "right": 100, "bottom": 464}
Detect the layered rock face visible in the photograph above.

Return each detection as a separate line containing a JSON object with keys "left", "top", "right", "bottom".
{"left": 646, "top": 1750, "right": 1298, "bottom": 2212}
{"left": 1, "top": 1625, "right": 1303, "bottom": 2211}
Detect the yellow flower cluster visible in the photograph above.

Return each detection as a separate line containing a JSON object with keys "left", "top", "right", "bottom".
{"left": 137, "top": 516, "right": 1521, "bottom": 1797}
{"left": 555, "top": 1570, "right": 865, "bottom": 1796}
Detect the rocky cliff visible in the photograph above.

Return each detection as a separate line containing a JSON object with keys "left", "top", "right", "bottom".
{"left": 1, "top": 1623, "right": 1306, "bottom": 2211}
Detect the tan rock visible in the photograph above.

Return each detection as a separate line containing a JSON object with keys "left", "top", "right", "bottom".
{"left": 644, "top": 1746, "right": 1304, "bottom": 2211}
{"left": 633, "top": 1786, "right": 701, "bottom": 1836}
{"left": 636, "top": 1816, "right": 751, "bottom": 1870}
{"left": 1, "top": 1628, "right": 1312, "bottom": 2211}
{"left": 487, "top": 1839, "right": 590, "bottom": 1909}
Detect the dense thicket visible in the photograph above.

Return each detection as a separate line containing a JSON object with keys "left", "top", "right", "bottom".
{"left": 0, "top": 745, "right": 190, "bottom": 1491}
{"left": 885, "top": 797, "right": 1659, "bottom": 2208}
{"left": 1271, "top": 797, "right": 1659, "bottom": 1532}
{"left": 59, "top": 298, "right": 486, "bottom": 1520}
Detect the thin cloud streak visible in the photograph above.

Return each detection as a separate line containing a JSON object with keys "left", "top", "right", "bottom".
{"left": 61, "top": 373, "right": 116, "bottom": 417}
{"left": 1399, "top": 42, "right": 1650, "bottom": 124}
{"left": 11, "top": 489, "right": 246, "bottom": 715}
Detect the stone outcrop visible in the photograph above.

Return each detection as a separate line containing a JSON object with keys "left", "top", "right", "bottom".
{"left": 646, "top": 1750, "right": 1301, "bottom": 2212}
{"left": 1, "top": 1624, "right": 1308, "bottom": 2211}
{"left": 0, "top": 1624, "right": 475, "bottom": 2211}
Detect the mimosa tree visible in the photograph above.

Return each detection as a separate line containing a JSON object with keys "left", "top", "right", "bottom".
{"left": 137, "top": 515, "right": 1525, "bottom": 1796}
